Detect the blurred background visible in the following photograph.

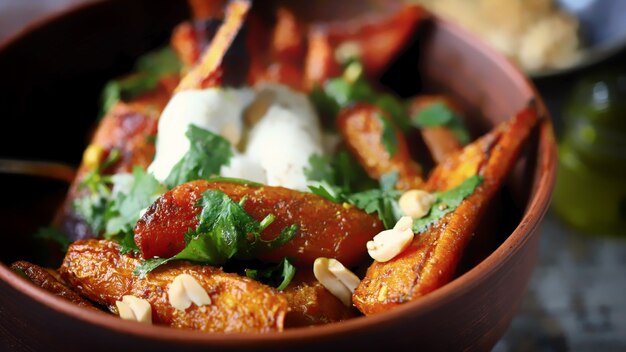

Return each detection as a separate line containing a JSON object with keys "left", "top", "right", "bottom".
{"left": 1, "top": 0, "right": 624, "bottom": 351}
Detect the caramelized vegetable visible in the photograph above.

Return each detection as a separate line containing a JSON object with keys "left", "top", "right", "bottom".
{"left": 176, "top": 0, "right": 251, "bottom": 91}
{"left": 353, "top": 104, "right": 539, "bottom": 315}
{"left": 11, "top": 261, "right": 98, "bottom": 310}
{"left": 283, "top": 270, "right": 359, "bottom": 327}
{"left": 337, "top": 103, "right": 423, "bottom": 190}
{"left": 134, "top": 180, "right": 383, "bottom": 267}
{"left": 60, "top": 240, "right": 287, "bottom": 332}
{"left": 54, "top": 83, "right": 174, "bottom": 240}
{"left": 409, "top": 95, "right": 463, "bottom": 163}
{"left": 319, "top": 4, "right": 425, "bottom": 79}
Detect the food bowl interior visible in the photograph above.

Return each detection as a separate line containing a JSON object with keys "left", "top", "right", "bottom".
{"left": 0, "top": 0, "right": 554, "bottom": 351}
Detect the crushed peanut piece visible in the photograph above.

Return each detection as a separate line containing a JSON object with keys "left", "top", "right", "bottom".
{"left": 115, "top": 295, "right": 152, "bottom": 324}
{"left": 398, "top": 189, "right": 435, "bottom": 219}
{"left": 313, "top": 257, "right": 360, "bottom": 307}
{"left": 168, "top": 273, "right": 212, "bottom": 312}
{"left": 367, "top": 216, "right": 415, "bottom": 262}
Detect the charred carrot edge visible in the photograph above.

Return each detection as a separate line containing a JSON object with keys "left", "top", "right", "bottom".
{"left": 176, "top": 0, "right": 251, "bottom": 92}
{"left": 336, "top": 103, "right": 424, "bottom": 190}
{"left": 353, "top": 104, "right": 539, "bottom": 315}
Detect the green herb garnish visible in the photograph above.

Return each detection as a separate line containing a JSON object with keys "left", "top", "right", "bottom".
{"left": 412, "top": 175, "right": 483, "bottom": 233}
{"left": 134, "top": 189, "right": 298, "bottom": 276}
{"left": 412, "top": 102, "right": 471, "bottom": 144}
{"left": 309, "top": 60, "right": 410, "bottom": 132}
{"left": 344, "top": 172, "right": 403, "bottom": 229}
{"left": 377, "top": 113, "right": 399, "bottom": 156}
{"left": 245, "top": 257, "right": 296, "bottom": 291}
{"left": 33, "top": 227, "right": 71, "bottom": 252}
{"left": 99, "top": 47, "right": 182, "bottom": 117}
{"left": 165, "top": 125, "right": 233, "bottom": 189}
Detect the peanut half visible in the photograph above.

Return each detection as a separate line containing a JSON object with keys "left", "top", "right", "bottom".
{"left": 366, "top": 216, "right": 414, "bottom": 262}
{"left": 115, "top": 295, "right": 152, "bottom": 324}
{"left": 313, "top": 257, "right": 361, "bottom": 307}
{"left": 398, "top": 189, "right": 435, "bottom": 219}
{"left": 168, "top": 273, "right": 212, "bottom": 312}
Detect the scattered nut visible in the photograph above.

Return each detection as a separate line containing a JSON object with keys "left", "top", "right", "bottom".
{"left": 115, "top": 295, "right": 152, "bottom": 324}
{"left": 398, "top": 189, "right": 436, "bottom": 219}
{"left": 168, "top": 273, "right": 212, "bottom": 312}
{"left": 366, "top": 216, "right": 415, "bottom": 262}
{"left": 313, "top": 257, "right": 360, "bottom": 307}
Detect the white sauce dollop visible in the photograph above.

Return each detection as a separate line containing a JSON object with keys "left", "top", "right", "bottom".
{"left": 148, "top": 83, "right": 325, "bottom": 191}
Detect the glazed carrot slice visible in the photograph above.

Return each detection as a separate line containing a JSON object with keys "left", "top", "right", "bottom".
{"left": 353, "top": 104, "right": 539, "bottom": 315}
{"left": 134, "top": 180, "right": 383, "bottom": 267}
{"left": 336, "top": 103, "right": 423, "bottom": 190}
{"left": 60, "top": 240, "right": 287, "bottom": 332}
{"left": 176, "top": 0, "right": 251, "bottom": 91}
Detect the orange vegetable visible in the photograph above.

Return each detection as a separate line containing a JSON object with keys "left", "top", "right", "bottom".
{"left": 353, "top": 104, "right": 539, "bottom": 315}
{"left": 60, "top": 240, "right": 287, "bottom": 332}
{"left": 134, "top": 180, "right": 383, "bottom": 267}
{"left": 337, "top": 103, "right": 423, "bottom": 190}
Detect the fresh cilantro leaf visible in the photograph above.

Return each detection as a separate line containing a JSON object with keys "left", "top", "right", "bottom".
{"left": 115, "top": 231, "right": 140, "bottom": 255}
{"left": 135, "top": 46, "right": 182, "bottom": 76}
{"left": 308, "top": 181, "right": 345, "bottom": 203}
{"left": 105, "top": 167, "right": 165, "bottom": 237}
{"left": 377, "top": 113, "right": 399, "bottom": 156}
{"left": 134, "top": 189, "right": 298, "bottom": 276}
{"left": 412, "top": 175, "right": 484, "bottom": 233}
{"left": 345, "top": 171, "right": 403, "bottom": 229}
{"left": 99, "top": 47, "right": 182, "bottom": 117}
{"left": 165, "top": 125, "right": 233, "bottom": 189}
{"left": 412, "top": 102, "right": 470, "bottom": 144}
{"left": 376, "top": 94, "right": 411, "bottom": 131}
{"left": 72, "top": 190, "right": 112, "bottom": 235}
{"left": 245, "top": 257, "right": 296, "bottom": 291}
{"left": 304, "top": 154, "right": 335, "bottom": 183}
{"left": 33, "top": 227, "right": 71, "bottom": 252}
{"left": 305, "top": 150, "right": 376, "bottom": 196}
{"left": 133, "top": 257, "right": 170, "bottom": 277}
{"left": 309, "top": 60, "right": 410, "bottom": 131}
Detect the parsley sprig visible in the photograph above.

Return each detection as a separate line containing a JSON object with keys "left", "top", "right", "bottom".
{"left": 309, "top": 170, "right": 483, "bottom": 233}
{"left": 412, "top": 102, "right": 470, "bottom": 144}
{"left": 134, "top": 189, "right": 298, "bottom": 284}
{"left": 164, "top": 124, "right": 233, "bottom": 189}
{"left": 100, "top": 47, "right": 182, "bottom": 117}
{"left": 309, "top": 60, "right": 409, "bottom": 156}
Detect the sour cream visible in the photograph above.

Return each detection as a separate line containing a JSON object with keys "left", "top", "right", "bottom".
{"left": 148, "top": 88, "right": 254, "bottom": 181}
{"left": 148, "top": 83, "right": 325, "bottom": 191}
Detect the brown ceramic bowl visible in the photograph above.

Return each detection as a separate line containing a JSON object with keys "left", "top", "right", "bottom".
{"left": 0, "top": 1, "right": 556, "bottom": 351}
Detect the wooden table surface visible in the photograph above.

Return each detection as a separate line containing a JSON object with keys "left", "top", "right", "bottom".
{"left": 1, "top": 1, "right": 625, "bottom": 351}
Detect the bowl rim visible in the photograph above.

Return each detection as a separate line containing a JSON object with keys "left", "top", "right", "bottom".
{"left": 0, "top": 0, "right": 557, "bottom": 346}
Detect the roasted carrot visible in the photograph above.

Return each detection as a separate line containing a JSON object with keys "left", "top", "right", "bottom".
{"left": 353, "top": 104, "right": 539, "bottom": 315}
{"left": 176, "top": 0, "right": 251, "bottom": 91}
{"left": 134, "top": 180, "right": 383, "bottom": 267}
{"left": 60, "top": 240, "right": 287, "bottom": 332}
{"left": 11, "top": 261, "right": 99, "bottom": 311}
{"left": 337, "top": 103, "right": 423, "bottom": 190}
